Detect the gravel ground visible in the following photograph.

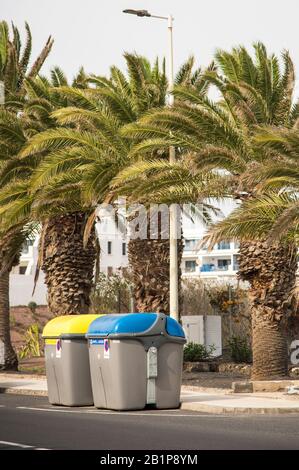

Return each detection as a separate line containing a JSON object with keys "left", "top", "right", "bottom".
{"left": 182, "top": 371, "right": 250, "bottom": 391}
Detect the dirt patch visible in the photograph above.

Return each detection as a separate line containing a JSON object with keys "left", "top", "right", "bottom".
{"left": 182, "top": 371, "right": 250, "bottom": 390}
{"left": 18, "top": 356, "right": 46, "bottom": 375}
{"left": 10, "top": 305, "right": 52, "bottom": 356}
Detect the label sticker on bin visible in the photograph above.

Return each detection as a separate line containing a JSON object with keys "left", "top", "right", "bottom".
{"left": 104, "top": 339, "right": 110, "bottom": 359}
{"left": 90, "top": 339, "right": 104, "bottom": 345}
{"left": 56, "top": 339, "right": 61, "bottom": 358}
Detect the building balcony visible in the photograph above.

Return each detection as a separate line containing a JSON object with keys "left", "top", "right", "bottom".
{"left": 200, "top": 263, "right": 235, "bottom": 273}
{"left": 182, "top": 260, "right": 239, "bottom": 278}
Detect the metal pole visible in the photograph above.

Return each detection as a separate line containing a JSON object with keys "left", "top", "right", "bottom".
{"left": 168, "top": 15, "right": 179, "bottom": 321}
{"left": 122, "top": 10, "right": 179, "bottom": 321}
{"left": 228, "top": 284, "right": 232, "bottom": 337}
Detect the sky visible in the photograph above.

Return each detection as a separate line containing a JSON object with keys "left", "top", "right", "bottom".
{"left": 2, "top": 0, "right": 299, "bottom": 93}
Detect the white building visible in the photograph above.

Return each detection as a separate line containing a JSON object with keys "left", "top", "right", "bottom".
{"left": 181, "top": 199, "right": 240, "bottom": 281}
{"left": 10, "top": 200, "right": 240, "bottom": 305}
{"left": 9, "top": 216, "right": 130, "bottom": 306}
{"left": 10, "top": 237, "right": 48, "bottom": 306}
{"left": 96, "top": 212, "right": 128, "bottom": 276}
{"left": 182, "top": 239, "right": 240, "bottom": 280}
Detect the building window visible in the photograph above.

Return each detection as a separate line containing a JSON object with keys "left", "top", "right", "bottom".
{"left": 233, "top": 255, "right": 240, "bottom": 271}
{"left": 22, "top": 239, "right": 34, "bottom": 254}
{"left": 217, "top": 241, "right": 230, "bottom": 250}
{"left": 107, "top": 266, "right": 113, "bottom": 276}
{"left": 200, "top": 263, "right": 215, "bottom": 272}
{"left": 184, "top": 239, "right": 197, "bottom": 251}
{"left": 217, "top": 259, "right": 231, "bottom": 271}
{"left": 185, "top": 260, "right": 196, "bottom": 272}
{"left": 122, "top": 242, "right": 126, "bottom": 256}
{"left": 107, "top": 241, "right": 112, "bottom": 254}
{"left": 19, "top": 265, "right": 27, "bottom": 275}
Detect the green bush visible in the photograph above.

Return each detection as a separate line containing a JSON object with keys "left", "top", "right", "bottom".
{"left": 19, "top": 323, "right": 41, "bottom": 359}
{"left": 10, "top": 314, "right": 16, "bottom": 328}
{"left": 184, "top": 342, "right": 216, "bottom": 362}
{"left": 228, "top": 335, "right": 252, "bottom": 363}
{"left": 90, "top": 272, "right": 134, "bottom": 313}
{"left": 28, "top": 301, "right": 38, "bottom": 315}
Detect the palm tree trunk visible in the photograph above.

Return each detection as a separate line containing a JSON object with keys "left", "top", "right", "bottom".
{"left": 0, "top": 229, "right": 22, "bottom": 371}
{"left": 128, "top": 210, "right": 183, "bottom": 314}
{"left": 238, "top": 240, "right": 297, "bottom": 380}
{"left": 251, "top": 307, "right": 288, "bottom": 379}
{"left": 41, "top": 212, "right": 96, "bottom": 316}
{"left": 0, "top": 270, "right": 18, "bottom": 370}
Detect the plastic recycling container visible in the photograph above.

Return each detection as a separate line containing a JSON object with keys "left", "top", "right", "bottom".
{"left": 86, "top": 312, "right": 186, "bottom": 411}
{"left": 42, "top": 314, "right": 101, "bottom": 406}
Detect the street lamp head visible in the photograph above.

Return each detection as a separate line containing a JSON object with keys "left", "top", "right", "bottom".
{"left": 123, "top": 9, "right": 151, "bottom": 17}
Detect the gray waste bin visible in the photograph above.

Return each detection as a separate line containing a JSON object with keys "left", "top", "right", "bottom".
{"left": 86, "top": 313, "right": 186, "bottom": 410}
{"left": 42, "top": 314, "right": 101, "bottom": 406}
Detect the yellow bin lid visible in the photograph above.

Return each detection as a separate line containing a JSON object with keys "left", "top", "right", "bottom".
{"left": 42, "top": 314, "right": 103, "bottom": 339}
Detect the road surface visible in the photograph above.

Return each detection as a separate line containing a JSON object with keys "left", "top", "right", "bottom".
{"left": 0, "top": 394, "right": 299, "bottom": 450}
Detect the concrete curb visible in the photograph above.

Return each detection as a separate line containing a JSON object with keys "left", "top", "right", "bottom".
{"left": 0, "top": 387, "right": 47, "bottom": 397}
{"left": 181, "top": 385, "right": 230, "bottom": 395}
{"left": 180, "top": 401, "right": 299, "bottom": 415}
{"left": 232, "top": 379, "right": 299, "bottom": 394}
{"left": 1, "top": 381, "right": 299, "bottom": 415}
{"left": 0, "top": 373, "right": 46, "bottom": 380}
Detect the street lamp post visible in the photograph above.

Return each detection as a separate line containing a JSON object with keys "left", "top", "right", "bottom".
{"left": 123, "top": 9, "right": 179, "bottom": 321}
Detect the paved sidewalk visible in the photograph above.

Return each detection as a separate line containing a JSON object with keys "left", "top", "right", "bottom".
{"left": 181, "top": 388, "right": 299, "bottom": 414}
{"left": 1, "top": 373, "right": 299, "bottom": 414}
{"left": 0, "top": 373, "right": 47, "bottom": 396}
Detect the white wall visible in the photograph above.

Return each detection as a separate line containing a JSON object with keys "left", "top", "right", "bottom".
{"left": 182, "top": 316, "right": 205, "bottom": 344}
{"left": 205, "top": 316, "right": 222, "bottom": 357}
{"left": 96, "top": 216, "right": 128, "bottom": 274}
{"left": 182, "top": 315, "right": 222, "bottom": 357}
{"left": 9, "top": 272, "right": 47, "bottom": 306}
{"left": 182, "top": 198, "right": 238, "bottom": 239}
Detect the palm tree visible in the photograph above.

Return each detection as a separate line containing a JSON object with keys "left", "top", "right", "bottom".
{"left": 205, "top": 127, "right": 299, "bottom": 243}
{"left": 14, "top": 54, "right": 213, "bottom": 314}
{"left": 0, "top": 21, "right": 53, "bottom": 370}
{"left": 0, "top": 68, "right": 97, "bottom": 317}
{"left": 113, "top": 44, "right": 299, "bottom": 379}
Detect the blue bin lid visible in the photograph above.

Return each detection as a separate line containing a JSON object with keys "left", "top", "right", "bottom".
{"left": 86, "top": 313, "right": 185, "bottom": 338}
{"left": 166, "top": 316, "right": 185, "bottom": 338}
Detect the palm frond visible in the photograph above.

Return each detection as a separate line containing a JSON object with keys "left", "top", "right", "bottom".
{"left": 28, "top": 35, "right": 54, "bottom": 78}
{"left": 203, "top": 191, "right": 298, "bottom": 247}
{"left": 19, "top": 22, "right": 32, "bottom": 74}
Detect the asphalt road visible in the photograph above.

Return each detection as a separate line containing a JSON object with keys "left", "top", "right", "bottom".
{"left": 1, "top": 394, "right": 299, "bottom": 450}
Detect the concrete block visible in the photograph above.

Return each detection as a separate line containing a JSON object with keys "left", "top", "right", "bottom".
{"left": 232, "top": 381, "right": 253, "bottom": 393}
{"left": 183, "top": 361, "right": 210, "bottom": 372}
{"left": 252, "top": 380, "right": 299, "bottom": 393}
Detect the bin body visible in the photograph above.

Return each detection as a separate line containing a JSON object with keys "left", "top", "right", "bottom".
{"left": 89, "top": 338, "right": 147, "bottom": 410}
{"left": 42, "top": 314, "right": 101, "bottom": 406}
{"left": 87, "top": 313, "right": 185, "bottom": 410}
{"left": 156, "top": 341, "right": 184, "bottom": 409}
